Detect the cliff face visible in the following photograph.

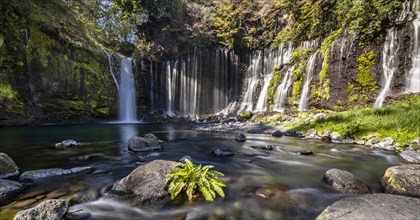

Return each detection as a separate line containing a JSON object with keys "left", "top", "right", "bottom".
{"left": 0, "top": 0, "right": 117, "bottom": 125}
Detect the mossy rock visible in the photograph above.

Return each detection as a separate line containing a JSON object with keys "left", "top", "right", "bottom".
{"left": 380, "top": 164, "right": 420, "bottom": 198}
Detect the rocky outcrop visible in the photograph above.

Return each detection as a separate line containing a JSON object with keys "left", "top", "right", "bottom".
{"left": 128, "top": 135, "right": 162, "bottom": 152}
{"left": 14, "top": 199, "right": 69, "bottom": 220}
{"left": 380, "top": 164, "right": 420, "bottom": 198}
{"left": 315, "top": 194, "right": 420, "bottom": 220}
{"left": 19, "top": 167, "right": 93, "bottom": 182}
{"left": 0, "top": 179, "right": 23, "bottom": 204}
{"left": 323, "top": 168, "right": 372, "bottom": 194}
{"left": 0, "top": 153, "right": 19, "bottom": 179}
{"left": 109, "top": 160, "right": 178, "bottom": 209}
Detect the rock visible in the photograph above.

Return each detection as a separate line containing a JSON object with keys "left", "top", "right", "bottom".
{"left": 380, "top": 164, "right": 420, "bottom": 198}
{"left": 235, "top": 133, "right": 246, "bottom": 142}
{"left": 330, "top": 132, "right": 341, "bottom": 140}
{"left": 321, "top": 136, "right": 332, "bottom": 143}
{"left": 365, "top": 137, "right": 380, "bottom": 146}
{"left": 0, "top": 153, "right": 20, "bottom": 179}
{"left": 271, "top": 130, "right": 283, "bottom": 137}
{"left": 373, "top": 137, "right": 395, "bottom": 151}
{"left": 331, "top": 139, "right": 354, "bottom": 144}
{"left": 70, "top": 187, "right": 99, "bottom": 204}
{"left": 321, "top": 129, "right": 332, "bottom": 137}
{"left": 143, "top": 133, "right": 164, "bottom": 143}
{"left": 315, "top": 194, "right": 420, "bottom": 220}
{"left": 296, "top": 151, "right": 313, "bottom": 155}
{"left": 110, "top": 160, "right": 178, "bottom": 209}
{"left": 356, "top": 139, "right": 365, "bottom": 145}
{"left": 251, "top": 145, "right": 274, "bottom": 151}
{"left": 323, "top": 168, "right": 372, "bottom": 194}
{"left": 0, "top": 179, "right": 23, "bottom": 204}
{"left": 14, "top": 199, "right": 69, "bottom": 220}
{"left": 212, "top": 148, "right": 234, "bottom": 157}
{"left": 128, "top": 136, "right": 161, "bottom": 152}
{"left": 399, "top": 150, "right": 420, "bottom": 163}
{"left": 179, "top": 155, "right": 194, "bottom": 163}
{"left": 55, "top": 140, "right": 78, "bottom": 148}
{"left": 19, "top": 167, "right": 93, "bottom": 182}
{"left": 283, "top": 130, "right": 297, "bottom": 136}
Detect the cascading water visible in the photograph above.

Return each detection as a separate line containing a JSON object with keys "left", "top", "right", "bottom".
{"left": 100, "top": 48, "right": 119, "bottom": 91}
{"left": 119, "top": 58, "right": 137, "bottom": 122}
{"left": 406, "top": 0, "right": 420, "bottom": 93}
{"left": 240, "top": 51, "right": 262, "bottom": 112}
{"left": 298, "top": 53, "right": 317, "bottom": 111}
{"left": 374, "top": 28, "right": 399, "bottom": 108}
{"left": 273, "top": 65, "right": 296, "bottom": 112}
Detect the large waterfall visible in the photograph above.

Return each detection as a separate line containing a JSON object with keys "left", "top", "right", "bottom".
{"left": 119, "top": 58, "right": 137, "bottom": 122}
{"left": 273, "top": 66, "right": 295, "bottom": 112}
{"left": 298, "top": 53, "right": 317, "bottom": 111}
{"left": 374, "top": 29, "right": 399, "bottom": 108}
{"left": 240, "top": 51, "right": 263, "bottom": 112}
{"left": 406, "top": 0, "right": 420, "bottom": 93}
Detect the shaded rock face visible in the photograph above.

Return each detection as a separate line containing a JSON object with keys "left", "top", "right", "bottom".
{"left": 380, "top": 164, "right": 420, "bottom": 198}
{"left": 19, "top": 167, "right": 93, "bottom": 182}
{"left": 128, "top": 136, "right": 161, "bottom": 152}
{"left": 324, "top": 168, "right": 372, "bottom": 194}
{"left": 0, "top": 179, "right": 23, "bottom": 204}
{"left": 110, "top": 160, "right": 178, "bottom": 209}
{"left": 0, "top": 153, "right": 20, "bottom": 179}
{"left": 315, "top": 194, "right": 420, "bottom": 220}
{"left": 14, "top": 199, "right": 69, "bottom": 220}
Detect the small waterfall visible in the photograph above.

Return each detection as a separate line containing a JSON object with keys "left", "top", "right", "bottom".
{"left": 240, "top": 51, "right": 262, "bottom": 112}
{"left": 100, "top": 48, "right": 120, "bottom": 91}
{"left": 406, "top": 0, "right": 420, "bottom": 93}
{"left": 273, "top": 65, "right": 296, "bottom": 112}
{"left": 374, "top": 28, "right": 399, "bottom": 108}
{"left": 119, "top": 58, "right": 137, "bottom": 122}
{"left": 298, "top": 53, "right": 317, "bottom": 111}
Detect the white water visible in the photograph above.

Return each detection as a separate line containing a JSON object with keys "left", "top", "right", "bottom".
{"left": 118, "top": 58, "right": 137, "bottom": 122}
{"left": 298, "top": 53, "right": 317, "bottom": 111}
{"left": 273, "top": 65, "right": 296, "bottom": 112}
{"left": 374, "top": 28, "right": 399, "bottom": 108}
{"left": 240, "top": 51, "right": 262, "bottom": 112}
{"left": 100, "top": 48, "right": 120, "bottom": 91}
{"left": 406, "top": 0, "right": 420, "bottom": 93}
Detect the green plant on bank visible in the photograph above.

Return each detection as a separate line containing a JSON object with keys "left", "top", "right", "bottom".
{"left": 287, "top": 96, "right": 420, "bottom": 146}
{"left": 165, "top": 159, "right": 226, "bottom": 202}
{"left": 348, "top": 51, "right": 377, "bottom": 102}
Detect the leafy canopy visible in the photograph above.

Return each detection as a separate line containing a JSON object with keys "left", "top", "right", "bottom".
{"left": 165, "top": 159, "right": 226, "bottom": 202}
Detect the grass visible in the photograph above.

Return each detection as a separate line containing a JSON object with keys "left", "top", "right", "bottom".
{"left": 286, "top": 96, "right": 420, "bottom": 147}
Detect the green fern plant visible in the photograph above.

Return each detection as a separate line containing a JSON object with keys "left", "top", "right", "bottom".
{"left": 165, "top": 159, "right": 226, "bottom": 202}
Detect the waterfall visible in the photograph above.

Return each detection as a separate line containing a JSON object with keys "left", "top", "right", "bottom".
{"left": 100, "top": 48, "right": 119, "bottom": 91}
{"left": 119, "top": 58, "right": 137, "bottom": 122}
{"left": 406, "top": 0, "right": 420, "bottom": 93}
{"left": 298, "top": 53, "right": 317, "bottom": 111}
{"left": 273, "top": 65, "right": 296, "bottom": 112}
{"left": 240, "top": 51, "right": 262, "bottom": 112}
{"left": 374, "top": 28, "right": 399, "bottom": 108}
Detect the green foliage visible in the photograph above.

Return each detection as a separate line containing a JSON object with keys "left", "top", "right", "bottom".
{"left": 288, "top": 96, "right": 420, "bottom": 146}
{"left": 348, "top": 51, "right": 377, "bottom": 102}
{"left": 267, "top": 67, "right": 282, "bottom": 110}
{"left": 290, "top": 47, "right": 313, "bottom": 103}
{"left": 165, "top": 159, "right": 226, "bottom": 202}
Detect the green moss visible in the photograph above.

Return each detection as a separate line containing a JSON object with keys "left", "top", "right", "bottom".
{"left": 347, "top": 51, "right": 377, "bottom": 102}
{"left": 267, "top": 67, "right": 282, "bottom": 110}
{"left": 290, "top": 47, "right": 313, "bottom": 104}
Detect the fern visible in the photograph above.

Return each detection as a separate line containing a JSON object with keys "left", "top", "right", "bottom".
{"left": 165, "top": 159, "right": 226, "bottom": 201}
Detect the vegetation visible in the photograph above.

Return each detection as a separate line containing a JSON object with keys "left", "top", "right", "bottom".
{"left": 290, "top": 47, "right": 313, "bottom": 103}
{"left": 165, "top": 159, "right": 226, "bottom": 202}
{"left": 348, "top": 51, "right": 378, "bottom": 102}
{"left": 266, "top": 66, "right": 282, "bottom": 110}
{"left": 288, "top": 96, "right": 420, "bottom": 146}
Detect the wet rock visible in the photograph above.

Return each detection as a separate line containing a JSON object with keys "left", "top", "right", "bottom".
{"left": 0, "top": 179, "right": 23, "bottom": 204}
{"left": 380, "top": 164, "right": 420, "bottom": 198}
{"left": 283, "top": 130, "right": 297, "bottom": 136}
{"left": 55, "top": 140, "right": 79, "bottom": 148}
{"left": 128, "top": 136, "right": 161, "bottom": 152}
{"left": 247, "top": 127, "right": 266, "bottom": 134}
{"left": 70, "top": 187, "right": 99, "bottom": 204}
{"left": 251, "top": 145, "right": 274, "bottom": 151}
{"left": 143, "top": 133, "right": 164, "bottom": 143}
{"left": 0, "top": 153, "right": 20, "bottom": 179}
{"left": 321, "top": 136, "right": 332, "bottom": 143}
{"left": 271, "top": 130, "right": 283, "bottom": 137}
{"left": 212, "top": 148, "right": 234, "bottom": 157}
{"left": 324, "top": 168, "right": 372, "bottom": 194}
{"left": 19, "top": 167, "right": 93, "bottom": 183}
{"left": 296, "top": 151, "right": 313, "bottom": 155}
{"left": 365, "top": 137, "right": 380, "bottom": 146}
{"left": 373, "top": 137, "right": 395, "bottom": 151}
{"left": 331, "top": 138, "right": 354, "bottom": 144}
{"left": 315, "top": 194, "right": 420, "bottom": 220}
{"left": 110, "top": 160, "right": 179, "bottom": 209}
{"left": 235, "top": 133, "right": 247, "bottom": 142}
{"left": 330, "top": 132, "right": 341, "bottom": 140}
{"left": 399, "top": 150, "right": 420, "bottom": 163}
{"left": 14, "top": 199, "right": 69, "bottom": 220}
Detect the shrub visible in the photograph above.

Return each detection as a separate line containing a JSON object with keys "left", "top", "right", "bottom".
{"left": 165, "top": 159, "right": 226, "bottom": 202}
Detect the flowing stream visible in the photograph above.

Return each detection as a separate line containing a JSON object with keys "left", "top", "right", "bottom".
{"left": 0, "top": 124, "right": 399, "bottom": 219}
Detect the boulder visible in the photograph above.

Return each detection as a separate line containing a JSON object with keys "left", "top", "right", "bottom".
{"left": 110, "top": 160, "right": 178, "bottom": 209}
{"left": 271, "top": 130, "right": 283, "bottom": 137}
{"left": 0, "top": 153, "right": 19, "bottom": 179}
{"left": 143, "top": 133, "right": 164, "bottom": 143}
{"left": 380, "top": 164, "right": 420, "bottom": 198}
{"left": 54, "top": 140, "right": 79, "bottom": 148}
{"left": 212, "top": 148, "right": 234, "bottom": 157}
{"left": 315, "top": 194, "right": 420, "bottom": 220}
{"left": 14, "top": 199, "right": 69, "bottom": 220}
{"left": 128, "top": 136, "right": 161, "bottom": 152}
{"left": 251, "top": 145, "right": 274, "bottom": 151}
{"left": 19, "top": 167, "right": 93, "bottom": 182}
{"left": 399, "top": 150, "right": 420, "bottom": 163}
{"left": 0, "top": 179, "right": 23, "bottom": 204}
{"left": 296, "top": 151, "right": 313, "bottom": 155}
{"left": 323, "top": 168, "right": 372, "bottom": 194}
{"left": 235, "top": 134, "right": 246, "bottom": 142}
{"left": 373, "top": 137, "right": 395, "bottom": 151}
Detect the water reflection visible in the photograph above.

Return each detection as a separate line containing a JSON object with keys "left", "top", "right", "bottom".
{"left": 119, "top": 124, "right": 138, "bottom": 143}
